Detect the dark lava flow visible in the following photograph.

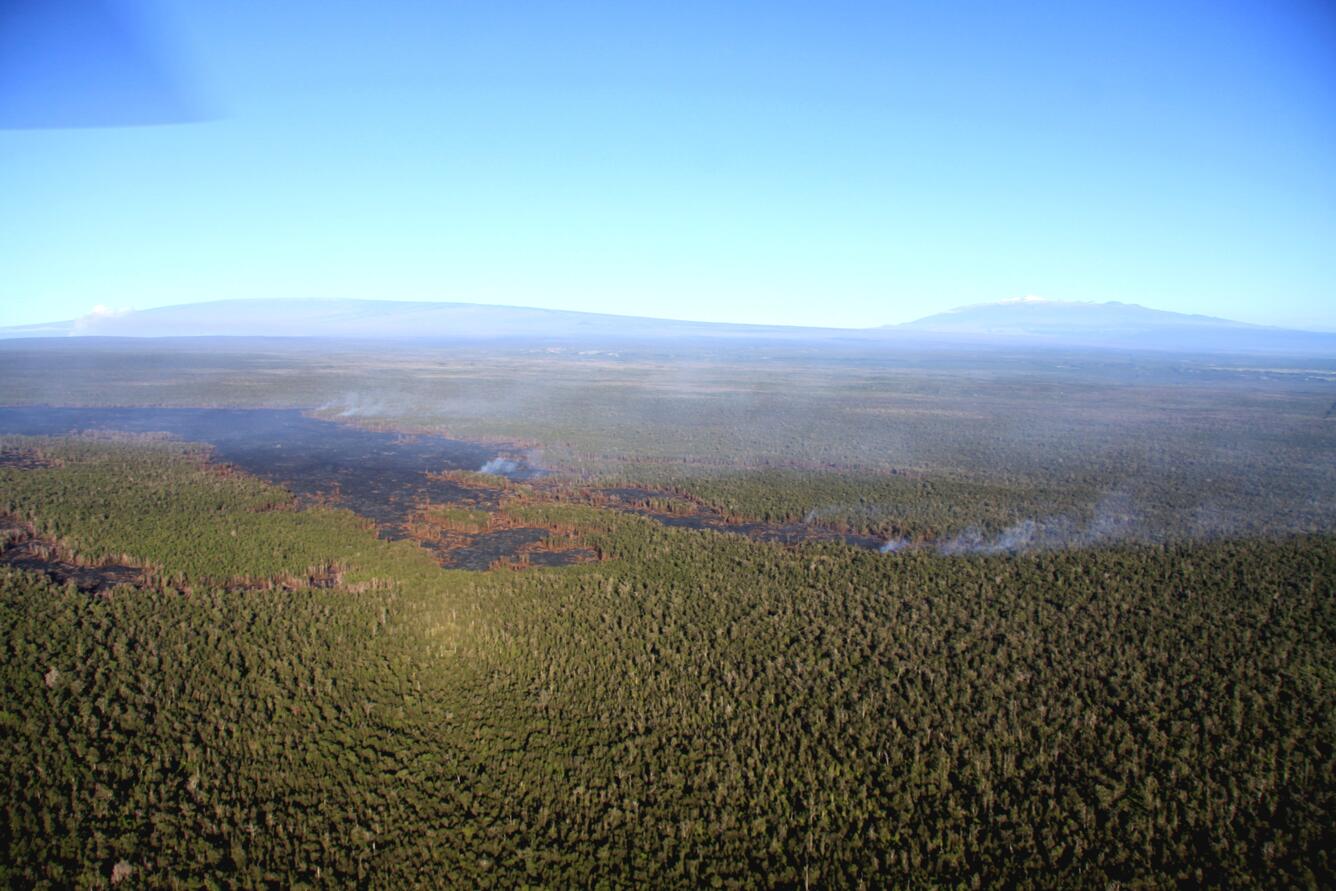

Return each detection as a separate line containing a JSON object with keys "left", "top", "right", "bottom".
{"left": 0, "top": 407, "right": 536, "bottom": 528}
{"left": 1, "top": 514, "right": 141, "bottom": 594}
{"left": 597, "top": 487, "right": 889, "bottom": 551}
{"left": 1, "top": 406, "right": 891, "bottom": 569}
{"left": 0, "top": 449, "right": 53, "bottom": 471}
{"left": 421, "top": 527, "right": 596, "bottom": 572}
{"left": 437, "top": 527, "right": 548, "bottom": 571}
{"left": 0, "top": 406, "right": 576, "bottom": 569}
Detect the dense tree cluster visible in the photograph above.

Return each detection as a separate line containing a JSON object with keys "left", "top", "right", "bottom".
{"left": 1, "top": 441, "right": 1332, "bottom": 887}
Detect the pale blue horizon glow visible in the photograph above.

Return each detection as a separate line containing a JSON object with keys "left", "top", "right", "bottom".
{"left": 2, "top": 0, "right": 1334, "bottom": 330}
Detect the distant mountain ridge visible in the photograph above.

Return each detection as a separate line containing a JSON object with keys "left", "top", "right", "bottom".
{"left": 899, "top": 296, "right": 1258, "bottom": 336}
{"left": 2, "top": 296, "right": 1334, "bottom": 355}
{"left": 2, "top": 298, "right": 828, "bottom": 341}
{"left": 894, "top": 297, "right": 1336, "bottom": 353}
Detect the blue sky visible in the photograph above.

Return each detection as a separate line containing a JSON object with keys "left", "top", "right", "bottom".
{"left": 2, "top": 0, "right": 1333, "bottom": 330}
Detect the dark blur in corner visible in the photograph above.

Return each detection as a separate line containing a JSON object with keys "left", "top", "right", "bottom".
{"left": 0, "top": 0, "right": 215, "bottom": 128}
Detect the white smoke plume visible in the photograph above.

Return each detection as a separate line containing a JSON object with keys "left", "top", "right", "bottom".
{"left": 318, "top": 394, "right": 397, "bottom": 418}
{"left": 883, "top": 494, "right": 1142, "bottom": 557}
{"left": 478, "top": 457, "right": 523, "bottom": 476}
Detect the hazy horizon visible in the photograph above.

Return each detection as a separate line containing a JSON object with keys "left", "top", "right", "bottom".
{"left": 7, "top": 292, "right": 1336, "bottom": 338}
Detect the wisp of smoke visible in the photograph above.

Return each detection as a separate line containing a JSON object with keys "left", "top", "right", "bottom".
{"left": 479, "top": 457, "right": 523, "bottom": 476}
{"left": 880, "top": 493, "right": 1143, "bottom": 557}
{"left": 319, "top": 394, "right": 393, "bottom": 419}
{"left": 937, "top": 519, "right": 1056, "bottom": 556}
{"left": 932, "top": 494, "right": 1141, "bottom": 556}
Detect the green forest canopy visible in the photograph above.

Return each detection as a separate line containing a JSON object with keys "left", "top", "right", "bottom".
{"left": 1, "top": 438, "right": 1333, "bottom": 887}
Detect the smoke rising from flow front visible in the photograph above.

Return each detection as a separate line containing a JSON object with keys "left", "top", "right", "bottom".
{"left": 881, "top": 494, "right": 1141, "bottom": 556}
{"left": 315, "top": 395, "right": 544, "bottom": 478}
{"left": 319, "top": 393, "right": 409, "bottom": 419}
{"left": 478, "top": 457, "right": 524, "bottom": 475}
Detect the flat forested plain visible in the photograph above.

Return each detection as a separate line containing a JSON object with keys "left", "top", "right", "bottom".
{"left": 1, "top": 338, "right": 1334, "bottom": 887}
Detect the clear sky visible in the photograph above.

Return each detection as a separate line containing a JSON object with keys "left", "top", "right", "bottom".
{"left": 2, "top": 0, "right": 1334, "bottom": 330}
